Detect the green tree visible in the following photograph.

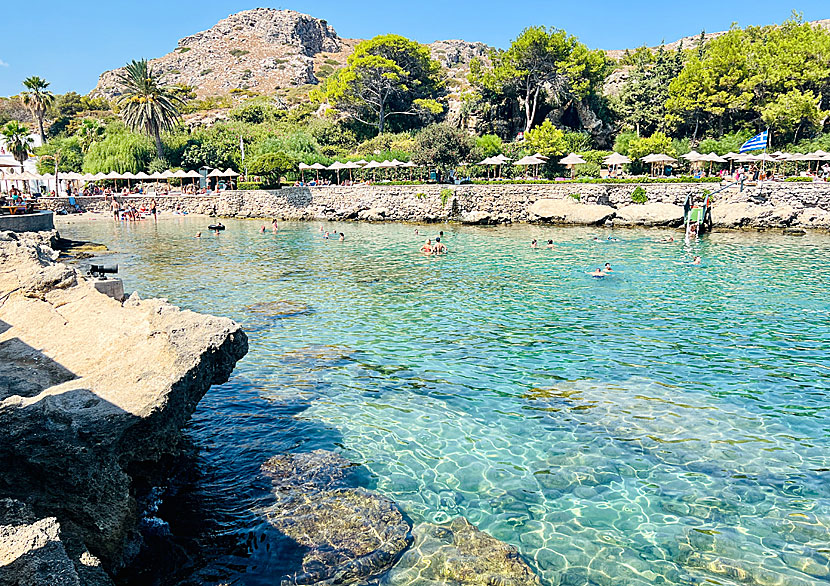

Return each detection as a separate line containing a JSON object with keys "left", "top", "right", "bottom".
{"left": 523, "top": 120, "right": 567, "bottom": 157}
{"left": 615, "top": 46, "right": 684, "bottom": 136}
{"left": 35, "top": 135, "right": 84, "bottom": 173}
{"left": 20, "top": 76, "right": 55, "bottom": 144}
{"left": 0, "top": 121, "right": 35, "bottom": 164}
{"left": 475, "top": 134, "right": 503, "bottom": 158}
{"left": 470, "top": 26, "right": 608, "bottom": 133}
{"left": 761, "top": 89, "right": 827, "bottom": 142}
{"left": 115, "top": 59, "right": 184, "bottom": 160}
{"left": 412, "top": 124, "right": 474, "bottom": 173}
{"left": 75, "top": 119, "right": 105, "bottom": 153}
{"left": 313, "top": 35, "right": 445, "bottom": 133}
{"left": 82, "top": 123, "right": 155, "bottom": 173}
{"left": 247, "top": 152, "right": 297, "bottom": 188}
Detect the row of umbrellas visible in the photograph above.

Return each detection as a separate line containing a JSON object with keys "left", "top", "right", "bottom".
{"left": 0, "top": 168, "right": 240, "bottom": 182}
{"left": 299, "top": 159, "right": 421, "bottom": 182}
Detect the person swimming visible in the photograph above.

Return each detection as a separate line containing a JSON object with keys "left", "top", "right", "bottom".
{"left": 339, "top": 232, "right": 345, "bottom": 241}
{"left": 546, "top": 240, "right": 555, "bottom": 249}
{"left": 588, "top": 268, "right": 607, "bottom": 277}
{"left": 324, "top": 231, "right": 330, "bottom": 239}
{"left": 531, "top": 239, "right": 538, "bottom": 249}
{"left": 420, "top": 239, "right": 433, "bottom": 254}
{"left": 656, "top": 235, "right": 674, "bottom": 243}
{"left": 607, "top": 236, "right": 619, "bottom": 242}
{"left": 692, "top": 256, "right": 702, "bottom": 265}
{"left": 195, "top": 232, "right": 201, "bottom": 238}
{"left": 604, "top": 263, "right": 613, "bottom": 272}
{"left": 272, "top": 219, "right": 279, "bottom": 233}
{"left": 433, "top": 237, "right": 447, "bottom": 254}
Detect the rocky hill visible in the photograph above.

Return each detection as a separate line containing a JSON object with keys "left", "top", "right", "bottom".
{"left": 93, "top": 9, "right": 489, "bottom": 101}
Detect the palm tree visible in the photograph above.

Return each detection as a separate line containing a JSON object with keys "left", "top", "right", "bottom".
{"left": 1, "top": 121, "right": 35, "bottom": 165}
{"left": 21, "top": 76, "right": 55, "bottom": 145}
{"left": 115, "top": 59, "right": 183, "bottom": 160}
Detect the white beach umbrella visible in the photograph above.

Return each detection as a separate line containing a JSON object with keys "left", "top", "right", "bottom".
{"left": 532, "top": 152, "right": 550, "bottom": 161}
{"left": 514, "top": 155, "right": 546, "bottom": 166}
{"left": 327, "top": 161, "right": 347, "bottom": 183}
{"left": 681, "top": 151, "right": 703, "bottom": 162}
{"left": 172, "top": 169, "right": 189, "bottom": 178}
{"left": 603, "top": 153, "right": 632, "bottom": 165}
{"left": 354, "top": 159, "right": 369, "bottom": 165}
{"left": 92, "top": 172, "right": 107, "bottom": 180}
{"left": 134, "top": 171, "right": 151, "bottom": 179}
{"left": 491, "top": 154, "right": 511, "bottom": 163}
{"left": 559, "top": 153, "right": 587, "bottom": 165}
{"left": 477, "top": 156, "right": 497, "bottom": 165}
{"left": 722, "top": 152, "right": 740, "bottom": 160}
{"left": 206, "top": 169, "right": 223, "bottom": 178}
{"left": 223, "top": 168, "right": 240, "bottom": 177}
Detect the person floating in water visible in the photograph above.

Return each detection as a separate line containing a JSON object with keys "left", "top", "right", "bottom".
{"left": 195, "top": 232, "right": 201, "bottom": 238}
{"left": 339, "top": 232, "right": 345, "bottom": 241}
{"left": 546, "top": 240, "right": 555, "bottom": 249}
{"left": 607, "top": 235, "right": 619, "bottom": 242}
{"left": 604, "top": 263, "right": 613, "bottom": 272}
{"left": 656, "top": 235, "right": 674, "bottom": 243}
{"left": 420, "top": 239, "right": 433, "bottom": 254}
{"left": 415, "top": 228, "right": 420, "bottom": 236}
{"left": 588, "top": 268, "right": 607, "bottom": 277}
{"left": 692, "top": 256, "right": 702, "bottom": 265}
{"left": 260, "top": 225, "right": 266, "bottom": 233}
{"left": 531, "top": 239, "right": 538, "bottom": 249}
{"left": 324, "top": 231, "right": 330, "bottom": 240}
{"left": 272, "top": 218, "right": 279, "bottom": 233}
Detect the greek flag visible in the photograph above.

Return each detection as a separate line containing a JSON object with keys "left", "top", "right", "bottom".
{"left": 739, "top": 131, "right": 768, "bottom": 153}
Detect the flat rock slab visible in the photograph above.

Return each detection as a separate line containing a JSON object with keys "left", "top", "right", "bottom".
{"left": 0, "top": 231, "right": 248, "bottom": 573}
{"left": 262, "top": 451, "right": 412, "bottom": 586}
{"left": 615, "top": 203, "right": 684, "bottom": 226}
{"left": 383, "top": 517, "right": 541, "bottom": 586}
{"left": 711, "top": 202, "right": 797, "bottom": 228}
{"left": 528, "top": 199, "right": 615, "bottom": 225}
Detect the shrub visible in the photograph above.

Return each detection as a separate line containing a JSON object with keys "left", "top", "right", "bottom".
{"left": 177, "top": 47, "right": 191, "bottom": 53}
{"left": 248, "top": 151, "right": 297, "bottom": 188}
{"left": 238, "top": 181, "right": 263, "bottom": 190}
{"left": 413, "top": 124, "right": 474, "bottom": 173}
{"left": 574, "top": 162, "right": 601, "bottom": 178}
{"left": 785, "top": 176, "right": 814, "bottom": 182}
{"left": 229, "top": 49, "right": 250, "bottom": 58}
{"left": 569, "top": 193, "right": 581, "bottom": 201}
{"left": 440, "top": 187, "right": 453, "bottom": 208}
{"left": 631, "top": 186, "right": 648, "bottom": 204}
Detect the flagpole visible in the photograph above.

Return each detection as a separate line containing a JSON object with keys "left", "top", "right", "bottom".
{"left": 762, "top": 128, "right": 769, "bottom": 178}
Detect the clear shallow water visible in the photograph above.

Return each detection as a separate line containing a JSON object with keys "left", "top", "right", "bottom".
{"left": 58, "top": 217, "right": 830, "bottom": 586}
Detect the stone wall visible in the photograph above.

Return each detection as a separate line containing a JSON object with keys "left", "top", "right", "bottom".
{"left": 42, "top": 182, "right": 830, "bottom": 229}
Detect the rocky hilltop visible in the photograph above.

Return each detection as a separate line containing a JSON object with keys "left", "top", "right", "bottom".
{"left": 93, "top": 9, "right": 489, "bottom": 100}
{"left": 0, "top": 231, "right": 248, "bottom": 585}
{"left": 94, "top": 9, "right": 350, "bottom": 98}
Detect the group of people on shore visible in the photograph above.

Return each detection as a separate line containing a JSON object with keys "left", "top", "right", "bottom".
{"left": 111, "top": 197, "right": 156, "bottom": 221}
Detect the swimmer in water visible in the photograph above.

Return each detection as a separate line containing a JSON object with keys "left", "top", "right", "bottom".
{"left": 260, "top": 226, "right": 266, "bottom": 233}
{"left": 588, "top": 268, "right": 607, "bottom": 277}
{"left": 692, "top": 256, "right": 702, "bottom": 265}
{"left": 607, "top": 235, "right": 619, "bottom": 242}
{"left": 324, "top": 231, "right": 330, "bottom": 240}
{"left": 415, "top": 229, "right": 420, "bottom": 236}
{"left": 420, "top": 239, "right": 433, "bottom": 254}
{"left": 531, "top": 239, "right": 538, "bottom": 249}
{"left": 195, "top": 232, "right": 201, "bottom": 238}
{"left": 339, "top": 232, "right": 345, "bottom": 241}
{"left": 319, "top": 225, "right": 325, "bottom": 232}
{"left": 657, "top": 235, "right": 674, "bottom": 243}
{"left": 604, "top": 263, "right": 613, "bottom": 272}
{"left": 272, "top": 219, "right": 279, "bottom": 233}
{"left": 546, "top": 239, "right": 555, "bottom": 249}
{"left": 433, "top": 237, "right": 447, "bottom": 254}
{"left": 592, "top": 237, "right": 602, "bottom": 242}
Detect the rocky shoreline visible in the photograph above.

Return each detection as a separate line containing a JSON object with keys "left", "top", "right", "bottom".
{"left": 40, "top": 182, "right": 830, "bottom": 231}
{"left": 0, "top": 230, "right": 248, "bottom": 585}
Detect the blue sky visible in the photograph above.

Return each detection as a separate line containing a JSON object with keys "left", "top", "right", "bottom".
{"left": 1, "top": 0, "right": 826, "bottom": 96}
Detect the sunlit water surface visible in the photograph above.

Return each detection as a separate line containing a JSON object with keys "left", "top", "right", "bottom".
{"left": 57, "top": 217, "right": 830, "bottom": 586}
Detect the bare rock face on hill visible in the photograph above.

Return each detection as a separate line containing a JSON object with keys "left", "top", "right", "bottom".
{"left": 0, "top": 231, "right": 248, "bottom": 582}
{"left": 94, "top": 8, "right": 345, "bottom": 98}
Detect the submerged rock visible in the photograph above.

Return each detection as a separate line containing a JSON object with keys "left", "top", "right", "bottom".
{"left": 262, "top": 451, "right": 412, "bottom": 586}
{"left": 0, "top": 232, "right": 248, "bottom": 577}
{"left": 383, "top": 517, "right": 540, "bottom": 586}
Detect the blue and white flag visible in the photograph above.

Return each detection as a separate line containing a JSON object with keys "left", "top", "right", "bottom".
{"left": 739, "top": 131, "right": 768, "bottom": 153}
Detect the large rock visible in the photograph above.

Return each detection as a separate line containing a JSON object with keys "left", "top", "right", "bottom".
{"left": 0, "top": 232, "right": 248, "bottom": 577}
{"left": 383, "top": 517, "right": 541, "bottom": 586}
{"left": 711, "top": 202, "right": 797, "bottom": 228}
{"left": 615, "top": 202, "right": 684, "bottom": 226}
{"left": 262, "top": 451, "right": 412, "bottom": 586}
{"left": 528, "top": 198, "right": 616, "bottom": 225}
{"left": 0, "top": 499, "right": 80, "bottom": 586}
{"left": 460, "top": 210, "right": 492, "bottom": 225}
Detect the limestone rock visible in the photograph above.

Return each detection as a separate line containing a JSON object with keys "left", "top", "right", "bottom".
{"left": 460, "top": 210, "right": 491, "bottom": 225}
{"left": 711, "top": 202, "right": 797, "bottom": 228}
{"left": 358, "top": 208, "right": 389, "bottom": 221}
{"left": 615, "top": 202, "right": 684, "bottom": 226}
{"left": 795, "top": 207, "right": 830, "bottom": 229}
{"left": 0, "top": 499, "right": 80, "bottom": 586}
{"left": 383, "top": 517, "right": 541, "bottom": 586}
{"left": 0, "top": 233, "right": 248, "bottom": 575}
{"left": 528, "top": 199, "right": 616, "bottom": 225}
{"left": 262, "top": 451, "right": 412, "bottom": 586}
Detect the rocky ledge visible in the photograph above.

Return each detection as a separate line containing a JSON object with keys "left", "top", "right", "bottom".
{"left": 0, "top": 231, "right": 248, "bottom": 585}
{"left": 262, "top": 450, "right": 540, "bottom": 586}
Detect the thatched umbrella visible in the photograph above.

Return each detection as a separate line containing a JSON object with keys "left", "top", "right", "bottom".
{"left": 559, "top": 153, "right": 586, "bottom": 179}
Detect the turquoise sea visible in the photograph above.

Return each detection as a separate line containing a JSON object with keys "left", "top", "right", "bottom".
{"left": 57, "top": 217, "right": 830, "bottom": 586}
